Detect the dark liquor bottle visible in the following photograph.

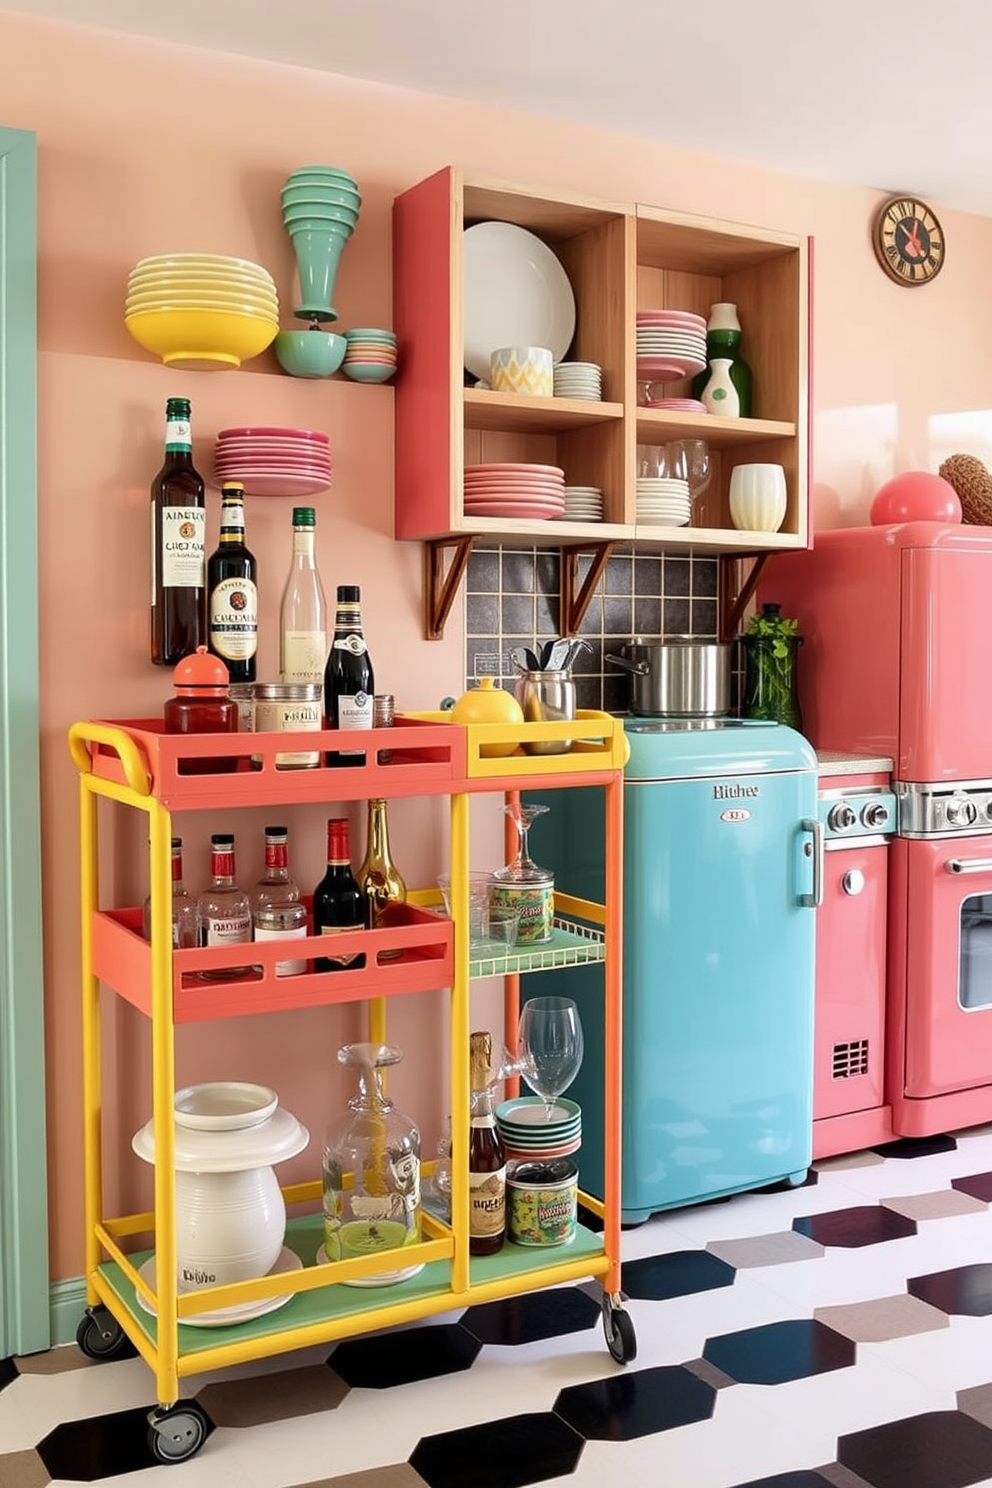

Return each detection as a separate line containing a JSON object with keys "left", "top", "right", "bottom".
{"left": 324, "top": 585, "right": 374, "bottom": 766}
{"left": 312, "top": 817, "right": 366, "bottom": 972}
{"left": 469, "top": 1030, "right": 506, "bottom": 1256}
{"left": 150, "top": 396, "right": 206, "bottom": 666}
{"left": 207, "top": 481, "right": 258, "bottom": 685}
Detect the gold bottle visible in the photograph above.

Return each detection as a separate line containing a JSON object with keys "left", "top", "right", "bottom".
{"left": 357, "top": 799, "right": 407, "bottom": 955}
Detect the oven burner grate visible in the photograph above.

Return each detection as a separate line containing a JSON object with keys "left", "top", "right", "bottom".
{"left": 832, "top": 1039, "right": 870, "bottom": 1079}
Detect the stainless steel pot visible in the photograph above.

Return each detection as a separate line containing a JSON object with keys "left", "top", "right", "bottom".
{"left": 606, "top": 637, "right": 731, "bottom": 717}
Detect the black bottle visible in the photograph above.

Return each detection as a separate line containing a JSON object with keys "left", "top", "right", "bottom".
{"left": 324, "top": 584, "right": 374, "bottom": 766}
{"left": 207, "top": 481, "right": 258, "bottom": 685}
{"left": 150, "top": 396, "right": 206, "bottom": 665}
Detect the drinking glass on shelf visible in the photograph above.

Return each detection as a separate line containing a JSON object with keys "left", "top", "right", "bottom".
{"left": 668, "top": 439, "right": 712, "bottom": 525}
{"left": 517, "top": 996, "right": 584, "bottom": 1121}
{"left": 636, "top": 443, "right": 669, "bottom": 478}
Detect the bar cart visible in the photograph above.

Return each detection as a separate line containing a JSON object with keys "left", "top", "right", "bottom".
{"left": 68, "top": 711, "right": 631, "bottom": 1464}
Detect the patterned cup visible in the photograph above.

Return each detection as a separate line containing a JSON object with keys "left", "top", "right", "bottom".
{"left": 490, "top": 346, "right": 554, "bottom": 397}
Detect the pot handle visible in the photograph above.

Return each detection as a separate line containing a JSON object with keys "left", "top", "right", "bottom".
{"left": 605, "top": 653, "right": 650, "bottom": 676}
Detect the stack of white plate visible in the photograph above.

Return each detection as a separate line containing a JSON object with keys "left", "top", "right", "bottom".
{"left": 463, "top": 463, "right": 565, "bottom": 520}
{"left": 636, "top": 310, "right": 707, "bottom": 382}
{"left": 561, "top": 486, "right": 604, "bottom": 521}
{"left": 553, "top": 361, "right": 603, "bottom": 400}
{"left": 636, "top": 477, "right": 691, "bottom": 526}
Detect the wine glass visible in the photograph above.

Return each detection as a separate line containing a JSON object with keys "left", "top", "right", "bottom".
{"left": 501, "top": 802, "right": 549, "bottom": 876}
{"left": 517, "top": 996, "right": 584, "bottom": 1121}
{"left": 668, "top": 439, "right": 712, "bottom": 525}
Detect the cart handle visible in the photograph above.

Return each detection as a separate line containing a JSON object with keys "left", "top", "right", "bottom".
{"left": 68, "top": 722, "right": 153, "bottom": 797}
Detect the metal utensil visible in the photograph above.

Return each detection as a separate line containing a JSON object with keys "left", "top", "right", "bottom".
{"left": 511, "top": 646, "right": 541, "bottom": 672}
{"left": 563, "top": 638, "right": 592, "bottom": 669}
{"left": 543, "top": 637, "right": 573, "bottom": 671}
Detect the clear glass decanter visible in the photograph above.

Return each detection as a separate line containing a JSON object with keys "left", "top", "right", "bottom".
{"left": 321, "top": 1042, "right": 423, "bottom": 1286}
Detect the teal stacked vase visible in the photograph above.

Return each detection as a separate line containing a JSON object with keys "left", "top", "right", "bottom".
{"left": 692, "top": 302, "right": 753, "bottom": 417}
{"left": 281, "top": 165, "right": 362, "bottom": 324}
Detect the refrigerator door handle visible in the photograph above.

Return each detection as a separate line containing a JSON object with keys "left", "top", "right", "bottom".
{"left": 945, "top": 857, "right": 992, "bottom": 875}
{"left": 800, "top": 817, "right": 824, "bottom": 908}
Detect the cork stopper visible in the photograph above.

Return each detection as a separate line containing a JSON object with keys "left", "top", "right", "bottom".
{"left": 470, "top": 1030, "right": 494, "bottom": 1092}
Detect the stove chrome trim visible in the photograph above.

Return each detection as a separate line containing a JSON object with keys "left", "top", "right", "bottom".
{"left": 896, "top": 779, "right": 992, "bottom": 838}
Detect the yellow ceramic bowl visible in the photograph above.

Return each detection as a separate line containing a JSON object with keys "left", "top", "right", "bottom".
{"left": 125, "top": 308, "right": 279, "bottom": 368}
{"left": 134, "top": 253, "right": 274, "bottom": 278}
{"left": 128, "top": 269, "right": 276, "bottom": 291}
{"left": 126, "top": 289, "right": 278, "bottom": 314}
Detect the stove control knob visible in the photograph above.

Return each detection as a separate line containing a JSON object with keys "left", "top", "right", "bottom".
{"left": 828, "top": 802, "right": 858, "bottom": 832}
{"left": 861, "top": 801, "right": 890, "bottom": 830}
{"left": 946, "top": 798, "right": 978, "bottom": 827}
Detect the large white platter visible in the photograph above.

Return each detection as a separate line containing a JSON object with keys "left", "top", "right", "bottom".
{"left": 463, "top": 221, "right": 576, "bottom": 383}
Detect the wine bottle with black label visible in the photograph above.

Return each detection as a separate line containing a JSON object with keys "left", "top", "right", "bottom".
{"left": 312, "top": 817, "right": 366, "bottom": 971}
{"left": 324, "top": 584, "right": 374, "bottom": 766}
{"left": 150, "top": 396, "right": 206, "bottom": 666}
{"left": 207, "top": 482, "right": 258, "bottom": 685}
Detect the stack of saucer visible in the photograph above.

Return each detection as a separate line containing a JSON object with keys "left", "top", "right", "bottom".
{"left": 342, "top": 327, "right": 397, "bottom": 383}
{"left": 636, "top": 476, "right": 691, "bottom": 526}
{"left": 636, "top": 310, "right": 707, "bottom": 382}
{"left": 496, "top": 1096, "right": 581, "bottom": 1162}
{"left": 553, "top": 361, "right": 602, "bottom": 400}
{"left": 642, "top": 396, "right": 707, "bottom": 413}
{"left": 561, "top": 486, "right": 604, "bottom": 521}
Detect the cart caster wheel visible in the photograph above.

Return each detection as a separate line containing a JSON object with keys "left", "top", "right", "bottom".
{"left": 147, "top": 1403, "right": 209, "bottom": 1464}
{"left": 601, "top": 1295, "right": 637, "bottom": 1364}
{"left": 75, "top": 1307, "right": 137, "bottom": 1362}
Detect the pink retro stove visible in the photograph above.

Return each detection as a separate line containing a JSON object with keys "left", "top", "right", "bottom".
{"left": 763, "top": 523, "right": 992, "bottom": 1139}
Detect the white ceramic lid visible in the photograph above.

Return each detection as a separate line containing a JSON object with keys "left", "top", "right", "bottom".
{"left": 132, "top": 1104, "right": 309, "bottom": 1172}
{"left": 174, "top": 1082, "right": 279, "bottom": 1131}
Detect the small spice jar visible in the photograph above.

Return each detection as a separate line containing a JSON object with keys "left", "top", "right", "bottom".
{"left": 507, "top": 1158, "right": 578, "bottom": 1247}
{"left": 164, "top": 646, "right": 238, "bottom": 773}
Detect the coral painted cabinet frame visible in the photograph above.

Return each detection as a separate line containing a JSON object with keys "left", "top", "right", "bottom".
{"left": 0, "top": 126, "right": 48, "bottom": 1357}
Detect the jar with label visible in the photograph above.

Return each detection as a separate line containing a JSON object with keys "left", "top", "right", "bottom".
{"left": 228, "top": 682, "right": 256, "bottom": 733}
{"left": 253, "top": 682, "right": 322, "bottom": 768}
{"left": 164, "top": 645, "right": 238, "bottom": 774}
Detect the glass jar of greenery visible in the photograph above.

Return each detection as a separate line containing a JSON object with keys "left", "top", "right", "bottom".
{"left": 740, "top": 604, "right": 803, "bottom": 730}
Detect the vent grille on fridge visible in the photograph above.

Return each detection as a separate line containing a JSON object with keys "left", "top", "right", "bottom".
{"left": 832, "top": 1039, "right": 870, "bottom": 1079}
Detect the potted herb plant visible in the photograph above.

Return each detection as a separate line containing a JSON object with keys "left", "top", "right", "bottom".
{"left": 740, "top": 603, "right": 804, "bottom": 730}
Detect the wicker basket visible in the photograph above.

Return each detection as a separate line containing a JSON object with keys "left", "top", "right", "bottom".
{"left": 939, "top": 454, "right": 992, "bottom": 526}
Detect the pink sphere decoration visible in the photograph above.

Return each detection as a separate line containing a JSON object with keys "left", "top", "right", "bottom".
{"left": 869, "top": 471, "right": 962, "bottom": 525}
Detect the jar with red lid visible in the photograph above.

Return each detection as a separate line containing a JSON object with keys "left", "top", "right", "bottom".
{"left": 164, "top": 645, "right": 239, "bottom": 773}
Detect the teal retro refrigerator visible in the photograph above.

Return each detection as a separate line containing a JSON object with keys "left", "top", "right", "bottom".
{"left": 526, "top": 718, "right": 819, "bottom": 1223}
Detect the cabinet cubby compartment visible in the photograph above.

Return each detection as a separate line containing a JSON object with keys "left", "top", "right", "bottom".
{"left": 393, "top": 165, "right": 810, "bottom": 553}
{"left": 70, "top": 714, "right": 629, "bottom": 1428}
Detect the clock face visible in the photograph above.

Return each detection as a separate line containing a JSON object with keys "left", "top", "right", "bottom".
{"left": 873, "top": 195, "right": 945, "bottom": 286}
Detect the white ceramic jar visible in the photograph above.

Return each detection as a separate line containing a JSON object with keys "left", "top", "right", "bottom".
{"left": 729, "top": 463, "right": 788, "bottom": 532}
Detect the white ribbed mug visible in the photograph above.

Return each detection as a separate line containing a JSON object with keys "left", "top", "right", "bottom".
{"left": 729, "top": 463, "right": 788, "bottom": 532}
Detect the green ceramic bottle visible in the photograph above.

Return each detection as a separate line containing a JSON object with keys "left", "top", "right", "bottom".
{"left": 692, "top": 303, "right": 753, "bottom": 417}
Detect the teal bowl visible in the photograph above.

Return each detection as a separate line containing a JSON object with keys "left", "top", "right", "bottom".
{"left": 283, "top": 205, "right": 359, "bottom": 228}
{"left": 274, "top": 330, "right": 347, "bottom": 378}
{"left": 281, "top": 183, "right": 362, "bottom": 207}
{"left": 286, "top": 221, "right": 354, "bottom": 242}
{"left": 342, "top": 361, "right": 396, "bottom": 384}
{"left": 345, "top": 327, "right": 396, "bottom": 342}
{"left": 286, "top": 164, "right": 359, "bottom": 182}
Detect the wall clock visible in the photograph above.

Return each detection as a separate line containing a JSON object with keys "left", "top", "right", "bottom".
{"left": 872, "top": 195, "right": 945, "bottom": 286}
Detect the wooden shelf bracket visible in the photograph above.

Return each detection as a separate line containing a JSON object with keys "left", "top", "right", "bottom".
{"left": 719, "top": 553, "right": 769, "bottom": 642}
{"left": 424, "top": 536, "right": 475, "bottom": 640}
{"left": 560, "top": 542, "right": 615, "bottom": 637}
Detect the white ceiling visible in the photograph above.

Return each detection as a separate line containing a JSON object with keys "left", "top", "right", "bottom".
{"left": 5, "top": 0, "right": 992, "bottom": 215}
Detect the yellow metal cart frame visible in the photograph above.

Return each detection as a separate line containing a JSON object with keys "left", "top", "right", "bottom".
{"left": 68, "top": 712, "right": 630, "bottom": 1465}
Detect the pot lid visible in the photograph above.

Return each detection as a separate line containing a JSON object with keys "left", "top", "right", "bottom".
{"left": 131, "top": 1104, "right": 309, "bottom": 1172}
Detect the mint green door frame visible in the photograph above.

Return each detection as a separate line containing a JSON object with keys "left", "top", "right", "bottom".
{"left": 0, "top": 127, "right": 48, "bottom": 1357}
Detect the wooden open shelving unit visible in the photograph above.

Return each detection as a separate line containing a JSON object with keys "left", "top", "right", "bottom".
{"left": 392, "top": 167, "right": 810, "bottom": 635}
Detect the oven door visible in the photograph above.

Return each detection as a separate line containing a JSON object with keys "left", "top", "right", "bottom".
{"left": 901, "top": 834, "right": 992, "bottom": 1097}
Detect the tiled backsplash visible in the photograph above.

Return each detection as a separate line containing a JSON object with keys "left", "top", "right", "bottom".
{"left": 465, "top": 545, "right": 720, "bottom": 713}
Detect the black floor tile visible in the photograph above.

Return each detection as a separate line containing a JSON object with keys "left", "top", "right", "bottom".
{"left": 871, "top": 1134, "right": 957, "bottom": 1158}
{"left": 703, "top": 1318, "right": 856, "bottom": 1385}
{"left": 37, "top": 1403, "right": 214, "bottom": 1479}
{"left": 908, "top": 1263, "right": 992, "bottom": 1317}
{"left": 793, "top": 1205, "right": 917, "bottom": 1248}
{"left": 461, "top": 1287, "right": 600, "bottom": 1346}
{"left": 0, "top": 1357, "right": 18, "bottom": 1390}
{"left": 410, "top": 1411, "right": 583, "bottom": 1488}
{"left": 729, "top": 1475, "right": 833, "bottom": 1488}
{"left": 622, "top": 1248, "right": 736, "bottom": 1301}
{"left": 331, "top": 1323, "right": 480, "bottom": 1388}
{"left": 554, "top": 1363, "right": 715, "bottom": 1440}
{"left": 951, "top": 1171, "right": 992, "bottom": 1203}
{"left": 838, "top": 1409, "right": 992, "bottom": 1488}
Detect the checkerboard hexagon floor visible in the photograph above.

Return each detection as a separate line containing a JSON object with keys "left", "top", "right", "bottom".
{"left": 11, "top": 1128, "right": 992, "bottom": 1486}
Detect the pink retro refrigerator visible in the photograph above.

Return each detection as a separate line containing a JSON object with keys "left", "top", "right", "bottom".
{"left": 762, "top": 522, "right": 992, "bottom": 1139}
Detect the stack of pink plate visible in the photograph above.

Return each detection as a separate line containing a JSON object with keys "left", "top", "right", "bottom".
{"left": 213, "top": 427, "right": 332, "bottom": 497}
{"left": 642, "top": 396, "right": 708, "bottom": 413}
{"left": 636, "top": 310, "right": 707, "bottom": 381}
{"left": 463, "top": 463, "right": 565, "bottom": 519}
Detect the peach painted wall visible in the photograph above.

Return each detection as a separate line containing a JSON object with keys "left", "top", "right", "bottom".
{"left": 2, "top": 11, "right": 992, "bottom": 1280}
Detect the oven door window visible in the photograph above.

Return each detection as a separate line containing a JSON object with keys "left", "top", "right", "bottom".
{"left": 961, "top": 893, "right": 992, "bottom": 1009}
